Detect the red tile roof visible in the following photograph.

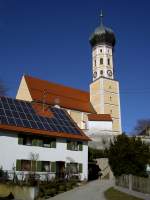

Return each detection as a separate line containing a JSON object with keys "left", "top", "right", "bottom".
{"left": 88, "top": 114, "right": 112, "bottom": 121}
{"left": 24, "top": 75, "right": 96, "bottom": 113}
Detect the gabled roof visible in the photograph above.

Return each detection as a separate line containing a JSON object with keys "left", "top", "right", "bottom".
{"left": 88, "top": 113, "right": 112, "bottom": 121}
{"left": 23, "top": 75, "right": 96, "bottom": 113}
{"left": 138, "top": 127, "right": 150, "bottom": 136}
{"left": 0, "top": 96, "right": 90, "bottom": 141}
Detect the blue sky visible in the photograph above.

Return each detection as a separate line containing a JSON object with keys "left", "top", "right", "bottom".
{"left": 0, "top": 0, "right": 150, "bottom": 134}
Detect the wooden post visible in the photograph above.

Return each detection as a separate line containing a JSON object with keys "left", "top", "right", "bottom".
{"left": 129, "top": 174, "right": 132, "bottom": 191}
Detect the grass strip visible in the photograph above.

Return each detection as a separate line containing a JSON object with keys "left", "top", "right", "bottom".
{"left": 104, "top": 187, "right": 143, "bottom": 200}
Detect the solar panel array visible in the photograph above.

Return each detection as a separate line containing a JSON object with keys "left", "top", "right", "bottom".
{"left": 0, "top": 96, "right": 81, "bottom": 135}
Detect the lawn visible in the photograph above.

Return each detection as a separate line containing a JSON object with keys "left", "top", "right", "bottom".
{"left": 104, "top": 187, "right": 143, "bottom": 200}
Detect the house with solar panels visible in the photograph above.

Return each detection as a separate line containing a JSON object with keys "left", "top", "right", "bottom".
{"left": 16, "top": 15, "right": 122, "bottom": 149}
{"left": 0, "top": 96, "right": 90, "bottom": 181}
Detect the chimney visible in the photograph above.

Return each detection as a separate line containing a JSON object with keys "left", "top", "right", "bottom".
{"left": 54, "top": 97, "right": 60, "bottom": 108}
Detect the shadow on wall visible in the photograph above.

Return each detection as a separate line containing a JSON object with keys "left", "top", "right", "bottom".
{"left": 88, "top": 162, "right": 101, "bottom": 181}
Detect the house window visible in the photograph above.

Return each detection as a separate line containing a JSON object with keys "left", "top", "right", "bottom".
{"left": 42, "top": 161, "right": 50, "bottom": 172}
{"left": 43, "top": 138, "right": 56, "bottom": 148}
{"left": 100, "top": 58, "right": 103, "bottom": 65}
{"left": 67, "top": 141, "right": 83, "bottom": 151}
{"left": 108, "top": 58, "right": 110, "bottom": 65}
{"left": 18, "top": 136, "right": 56, "bottom": 148}
{"left": 24, "top": 137, "right": 32, "bottom": 146}
{"left": 66, "top": 163, "right": 83, "bottom": 174}
{"left": 16, "top": 160, "right": 56, "bottom": 172}
{"left": 70, "top": 163, "right": 78, "bottom": 174}
{"left": 21, "top": 160, "right": 31, "bottom": 171}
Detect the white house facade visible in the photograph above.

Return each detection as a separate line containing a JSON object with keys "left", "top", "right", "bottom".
{"left": 0, "top": 96, "right": 90, "bottom": 181}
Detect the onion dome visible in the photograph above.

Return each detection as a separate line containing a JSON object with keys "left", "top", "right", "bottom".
{"left": 89, "top": 12, "right": 116, "bottom": 47}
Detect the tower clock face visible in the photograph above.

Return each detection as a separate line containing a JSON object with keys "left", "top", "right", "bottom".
{"left": 93, "top": 71, "right": 97, "bottom": 78}
{"left": 107, "top": 70, "right": 112, "bottom": 77}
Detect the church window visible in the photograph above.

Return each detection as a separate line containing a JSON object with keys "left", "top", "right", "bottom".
{"left": 100, "top": 58, "right": 103, "bottom": 65}
{"left": 108, "top": 58, "right": 110, "bottom": 65}
{"left": 110, "top": 96, "right": 112, "bottom": 101}
{"left": 100, "top": 49, "right": 102, "bottom": 53}
{"left": 100, "top": 70, "right": 103, "bottom": 75}
{"left": 94, "top": 60, "right": 96, "bottom": 67}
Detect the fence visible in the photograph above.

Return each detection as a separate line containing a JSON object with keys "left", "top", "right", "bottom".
{"left": 116, "top": 175, "right": 150, "bottom": 194}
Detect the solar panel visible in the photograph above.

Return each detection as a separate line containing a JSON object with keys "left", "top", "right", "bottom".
{"left": 0, "top": 96, "right": 81, "bottom": 135}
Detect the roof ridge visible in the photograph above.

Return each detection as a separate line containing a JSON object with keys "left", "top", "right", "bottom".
{"left": 24, "top": 75, "right": 89, "bottom": 95}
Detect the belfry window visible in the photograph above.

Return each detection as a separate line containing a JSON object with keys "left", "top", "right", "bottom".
{"left": 100, "top": 58, "right": 103, "bottom": 65}
{"left": 100, "top": 70, "right": 103, "bottom": 75}
{"left": 108, "top": 58, "right": 110, "bottom": 65}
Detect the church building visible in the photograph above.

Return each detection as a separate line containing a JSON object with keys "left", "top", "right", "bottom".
{"left": 16, "top": 14, "right": 122, "bottom": 149}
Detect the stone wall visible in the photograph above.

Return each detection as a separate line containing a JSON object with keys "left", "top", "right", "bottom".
{"left": 0, "top": 183, "right": 38, "bottom": 200}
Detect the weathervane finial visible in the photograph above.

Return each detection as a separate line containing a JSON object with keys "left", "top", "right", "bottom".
{"left": 100, "top": 10, "right": 103, "bottom": 26}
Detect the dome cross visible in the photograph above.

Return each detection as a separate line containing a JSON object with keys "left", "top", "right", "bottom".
{"left": 100, "top": 10, "right": 104, "bottom": 26}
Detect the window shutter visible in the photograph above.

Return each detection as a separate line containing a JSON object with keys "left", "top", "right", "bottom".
{"left": 31, "top": 160, "right": 36, "bottom": 171}
{"left": 67, "top": 141, "right": 71, "bottom": 150}
{"left": 38, "top": 139, "right": 43, "bottom": 147}
{"left": 78, "top": 142, "right": 83, "bottom": 151}
{"left": 32, "top": 139, "right": 38, "bottom": 146}
{"left": 79, "top": 163, "right": 83, "bottom": 173}
{"left": 37, "top": 161, "right": 42, "bottom": 172}
{"left": 66, "top": 163, "right": 70, "bottom": 172}
{"left": 16, "top": 160, "right": 21, "bottom": 171}
{"left": 18, "top": 137, "right": 23, "bottom": 145}
{"left": 51, "top": 140, "right": 56, "bottom": 148}
{"left": 51, "top": 162, "right": 56, "bottom": 173}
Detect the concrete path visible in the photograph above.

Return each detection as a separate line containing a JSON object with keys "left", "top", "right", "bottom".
{"left": 49, "top": 179, "right": 115, "bottom": 200}
{"left": 115, "top": 186, "right": 150, "bottom": 200}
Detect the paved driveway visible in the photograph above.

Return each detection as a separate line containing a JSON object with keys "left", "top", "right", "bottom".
{"left": 49, "top": 179, "right": 115, "bottom": 200}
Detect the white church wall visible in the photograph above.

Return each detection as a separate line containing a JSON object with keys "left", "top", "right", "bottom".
{"left": 85, "top": 120, "right": 113, "bottom": 149}
{"left": 86, "top": 120, "right": 112, "bottom": 137}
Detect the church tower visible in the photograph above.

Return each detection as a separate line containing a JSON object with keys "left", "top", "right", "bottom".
{"left": 89, "top": 12, "right": 122, "bottom": 134}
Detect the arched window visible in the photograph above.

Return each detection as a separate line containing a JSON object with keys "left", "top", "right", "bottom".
{"left": 100, "top": 58, "right": 103, "bottom": 65}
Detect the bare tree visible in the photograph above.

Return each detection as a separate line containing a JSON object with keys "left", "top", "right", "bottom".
{"left": 134, "top": 119, "right": 150, "bottom": 135}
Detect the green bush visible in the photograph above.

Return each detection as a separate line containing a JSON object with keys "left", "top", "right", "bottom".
{"left": 58, "top": 184, "right": 66, "bottom": 192}
{"left": 107, "top": 134, "right": 150, "bottom": 177}
{"left": 66, "top": 182, "right": 73, "bottom": 190}
{"left": 45, "top": 188, "right": 57, "bottom": 197}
